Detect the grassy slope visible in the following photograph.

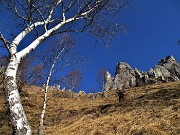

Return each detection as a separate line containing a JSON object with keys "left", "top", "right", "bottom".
{"left": 0, "top": 82, "right": 180, "bottom": 135}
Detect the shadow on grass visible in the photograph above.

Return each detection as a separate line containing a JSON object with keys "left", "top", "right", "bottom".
{"left": 0, "top": 110, "right": 11, "bottom": 135}
{"left": 146, "top": 88, "right": 180, "bottom": 100}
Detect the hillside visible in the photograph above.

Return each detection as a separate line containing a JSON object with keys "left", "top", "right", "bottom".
{"left": 0, "top": 81, "right": 180, "bottom": 135}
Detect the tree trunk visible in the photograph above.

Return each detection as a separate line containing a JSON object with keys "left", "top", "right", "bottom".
{"left": 38, "top": 85, "right": 48, "bottom": 135}
{"left": 38, "top": 63, "right": 54, "bottom": 135}
{"left": 38, "top": 48, "right": 64, "bottom": 135}
{"left": 4, "top": 55, "right": 32, "bottom": 135}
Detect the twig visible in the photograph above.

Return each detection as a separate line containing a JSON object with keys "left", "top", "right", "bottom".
{"left": 0, "top": 33, "right": 11, "bottom": 54}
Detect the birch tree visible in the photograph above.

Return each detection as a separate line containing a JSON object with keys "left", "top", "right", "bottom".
{"left": 0, "top": 0, "right": 130, "bottom": 134}
{"left": 38, "top": 34, "right": 79, "bottom": 135}
{"left": 38, "top": 46, "right": 65, "bottom": 135}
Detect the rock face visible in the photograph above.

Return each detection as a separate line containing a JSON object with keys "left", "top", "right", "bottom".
{"left": 104, "top": 55, "right": 180, "bottom": 91}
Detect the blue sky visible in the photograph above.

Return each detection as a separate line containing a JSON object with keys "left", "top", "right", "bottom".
{"left": 0, "top": 0, "right": 180, "bottom": 93}
{"left": 77, "top": 0, "right": 180, "bottom": 92}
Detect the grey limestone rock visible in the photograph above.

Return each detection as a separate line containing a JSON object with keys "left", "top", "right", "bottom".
{"left": 104, "top": 55, "right": 180, "bottom": 91}
{"left": 107, "top": 62, "right": 136, "bottom": 90}
{"left": 104, "top": 71, "right": 113, "bottom": 91}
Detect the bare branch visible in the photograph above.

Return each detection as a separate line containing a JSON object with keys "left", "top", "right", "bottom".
{"left": 46, "top": 0, "right": 63, "bottom": 22}
{"left": 1, "top": 0, "right": 29, "bottom": 21}
{"left": 17, "top": 16, "right": 76, "bottom": 58}
{"left": 11, "top": 21, "right": 45, "bottom": 48}
{"left": 63, "top": 0, "right": 76, "bottom": 13}
{"left": 0, "top": 33, "right": 11, "bottom": 54}
{"left": 27, "top": 0, "right": 48, "bottom": 31}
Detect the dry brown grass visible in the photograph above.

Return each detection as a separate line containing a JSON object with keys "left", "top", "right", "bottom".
{"left": 0, "top": 82, "right": 180, "bottom": 135}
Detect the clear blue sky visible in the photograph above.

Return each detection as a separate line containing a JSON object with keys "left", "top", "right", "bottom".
{"left": 0, "top": 0, "right": 180, "bottom": 93}
{"left": 77, "top": 0, "right": 180, "bottom": 92}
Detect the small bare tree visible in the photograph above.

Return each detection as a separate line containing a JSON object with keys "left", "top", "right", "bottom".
{"left": 17, "top": 56, "right": 44, "bottom": 91}
{"left": 0, "top": 0, "right": 130, "bottom": 134}
{"left": 0, "top": 54, "right": 44, "bottom": 91}
{"left": 60, "top": 69, "right": 82, "bottom": 92}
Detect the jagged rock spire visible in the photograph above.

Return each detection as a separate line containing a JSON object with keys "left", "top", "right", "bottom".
{"left": 104, "top": 71, "right": 113, "bottom": 91}
{"left": 159, "top": 55, "right": 176, "bottom": 65}
{"left": 104, "top": 55, "right": 180, "bottom": 91}
{"left": 105, "top": 71, "right": 111, "bottom": 81}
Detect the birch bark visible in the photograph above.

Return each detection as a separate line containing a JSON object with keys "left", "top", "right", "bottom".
{"left": 38, "top": 63, "right": 54, "bottom": 135}
{"left": 38, "top": 48, "right": 64, "bottom": 135}
{"left": 4, "top": 55, "right": 32, "bottom": 135}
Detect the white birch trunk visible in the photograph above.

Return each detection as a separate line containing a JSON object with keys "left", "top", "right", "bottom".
{"left": 38, "top": 48, "right": 64, "bottom": 135}
{"left": 4, "top": 55, "right": 32, "bottom": 135}
{"left": 38, "top": 65, "right": 53, "bottom": 135}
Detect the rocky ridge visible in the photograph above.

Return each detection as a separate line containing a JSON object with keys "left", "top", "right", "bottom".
{"left": 104, "top": 55, "right": 180, "bottom": 91}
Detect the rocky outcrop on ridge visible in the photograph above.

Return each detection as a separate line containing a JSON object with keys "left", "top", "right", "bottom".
{"left": 104, "top": 55, "right": 180, "bottom": 91}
